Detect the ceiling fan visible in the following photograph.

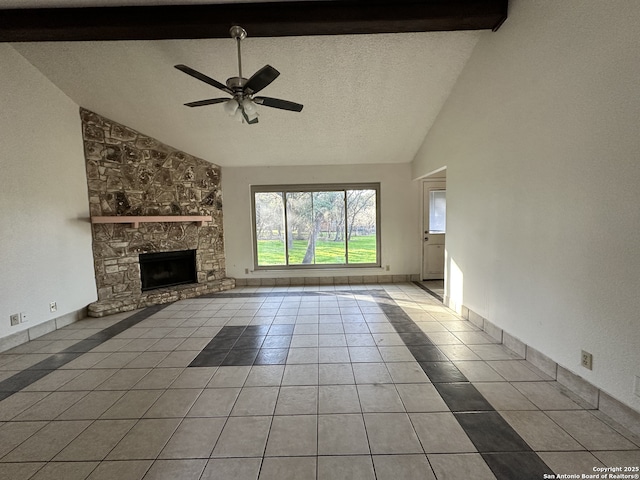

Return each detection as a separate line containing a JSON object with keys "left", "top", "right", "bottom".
{"left": 174, "top": 25, "right": 303, "bottom": 124}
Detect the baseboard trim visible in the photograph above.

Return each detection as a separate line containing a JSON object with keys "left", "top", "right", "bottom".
{"left": 234, "top": 274, "right": 421, "bottom": 287}
{"left": 455, "top": 303, "right": 640, "bottom": 437}
{"left": 0, "top": 307, "right": 87, "bottom": 353}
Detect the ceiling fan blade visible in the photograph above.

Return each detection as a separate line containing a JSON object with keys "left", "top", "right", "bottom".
{"left": 254, "top": 96, "right": 304, "bottom": 112}
{"left": 184, "top": 98, "right": 229, "bottom": 107}
{"left": 243, "top": 65, "right": 280, "bottom": 94}
{"left": 174, "top": 64, "right": 232, "bottom": 94}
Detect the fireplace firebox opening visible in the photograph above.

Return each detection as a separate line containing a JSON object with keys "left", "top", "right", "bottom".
{"left": 139, "top": 250, "right": 197, "bottom": 291}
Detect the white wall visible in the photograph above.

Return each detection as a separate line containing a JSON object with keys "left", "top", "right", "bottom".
{"left": 223, "top": 163, "right": 421, "bottom": 279}
{"left": 0, "top": 45, "right": 97, "bottom": 341}
{"left": 412, "top": 0, "right": 640, "bottom": 411}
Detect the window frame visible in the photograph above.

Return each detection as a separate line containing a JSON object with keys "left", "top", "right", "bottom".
{"left": 251, "top": 183, "right": 381, "bottom": 270}
{"left": 428, "top": 189, "right": 446, "bottom": 234}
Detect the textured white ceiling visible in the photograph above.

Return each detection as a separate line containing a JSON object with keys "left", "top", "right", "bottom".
{"left": 12, "top": 31, "right": 480, "bottom": 167}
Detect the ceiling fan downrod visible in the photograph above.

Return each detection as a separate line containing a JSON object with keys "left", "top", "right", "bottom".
{"left": 229, "top": 25, "right": 247, "bottom": 90}
{"left": 226, "top": 26, "right": 251, "bottom": 121}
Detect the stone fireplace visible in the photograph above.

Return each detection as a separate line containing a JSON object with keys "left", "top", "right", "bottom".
{"left": 81, "top": 109, "right": 234, "bottom": 317}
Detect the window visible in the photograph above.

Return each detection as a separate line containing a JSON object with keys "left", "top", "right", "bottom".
{"left": 252, "top": 184, "right": 380, "bottom": 268}
{"left": 429, "top": 190, "right": 446, "bottom": 234}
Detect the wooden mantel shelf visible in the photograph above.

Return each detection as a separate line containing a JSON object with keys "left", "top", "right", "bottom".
{"left": 91, "top": 215, "right": 212, "bottom": 228}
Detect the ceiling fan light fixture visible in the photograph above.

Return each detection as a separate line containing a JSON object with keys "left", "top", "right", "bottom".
{"left": 245, "top": 110, "right": 259, "bottom": 122}
{"left": 224, "top": 98, "right": 239, "bottom": 116}
{"left": 233, "top": 108, "right": 244, "bottom": 122}
{"left": 242, "top": 98, "right": 257, "bottom": 114}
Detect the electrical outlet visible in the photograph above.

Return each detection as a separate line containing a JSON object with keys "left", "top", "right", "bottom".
{"left": 245, "top": 268, "right": 249, "bottom": 274}
{"left": 49, "top": 301, "right": 57, "bottom": 313}
{"left": 581, "top": 350, "right": 593, "bottom": 370}
{"left": 385, "top": 265, "right": 390, "bottom": 271}
{"left": 19, "top": 312, "right": 28, "bottom": 323}
{"left": 634, "top": 376, "right": 640, "bottom": 398}
{"left": 10, "top": 314, "right": 20, "bottom": 326}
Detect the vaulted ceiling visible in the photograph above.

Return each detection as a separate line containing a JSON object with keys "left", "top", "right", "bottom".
{"left": 3, "top": 1, "right": 507, "bottom": 167}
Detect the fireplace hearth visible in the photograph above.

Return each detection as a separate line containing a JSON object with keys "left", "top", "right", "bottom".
{"left": 140, "top": 250, "right": 197, "bottom": 291}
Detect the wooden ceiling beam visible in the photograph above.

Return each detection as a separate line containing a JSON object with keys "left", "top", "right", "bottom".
{"left": 0, "top": 0, "right": 507, "bottom": 42}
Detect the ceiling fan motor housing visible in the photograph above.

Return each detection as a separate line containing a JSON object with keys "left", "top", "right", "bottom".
{"left": 226, "top": 76, "right": 247, "bottom": 91}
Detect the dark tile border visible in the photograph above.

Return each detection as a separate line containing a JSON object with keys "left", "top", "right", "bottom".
{"left": 419, "top": 361, "right": 467, "bottom": 382}
{"left": 188, "top": 324, "right": 295, "bottom": 367}
{"left": 0, "top": 303, "right": 169, "bottom": 401}
{"left": 482, "top": 452, "right": 554, "bottom": 480}
{"left": 371, "top": 290, "right": 553, "bottom": 480}
{"left": 456, "top": 411, "right": 533, "bottom": 452}
{"left": 435, "top": 383, "right": 494, "bottom": 412}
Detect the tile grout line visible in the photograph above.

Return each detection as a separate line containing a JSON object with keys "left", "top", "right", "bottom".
{"left": 0, "top": 303, "right": 171, "bottom": 402}
{"left": 370, "top": 290, "right": 555, "bottom": 480}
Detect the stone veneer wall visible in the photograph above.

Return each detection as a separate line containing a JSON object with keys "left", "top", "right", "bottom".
{"left": 81, "top": 108, "right": 233, "bottom": 317}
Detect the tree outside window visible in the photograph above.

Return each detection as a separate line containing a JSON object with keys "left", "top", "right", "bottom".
{"left": 252, "top": 184, "right": 380, "bottom": 268}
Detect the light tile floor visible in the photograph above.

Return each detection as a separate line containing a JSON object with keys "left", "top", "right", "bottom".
{"left": 0, "top": 283, "right": 638, "bottom": 480}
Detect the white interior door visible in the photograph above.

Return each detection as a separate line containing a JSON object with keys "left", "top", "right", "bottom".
{"left": 422, "top": 180, "right": 446, "bottom": 280}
